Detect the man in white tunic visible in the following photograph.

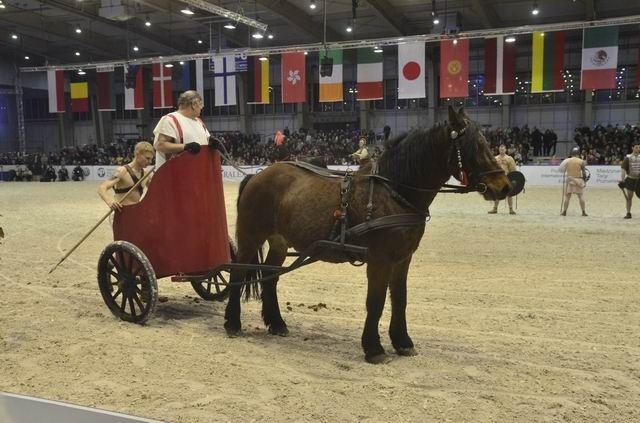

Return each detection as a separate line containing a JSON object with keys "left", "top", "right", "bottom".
{"left": 153, "top": 90, "right": 210, "bottom": 168}
{"left": 559, "top": 147, "right": 588, "bottom": 217}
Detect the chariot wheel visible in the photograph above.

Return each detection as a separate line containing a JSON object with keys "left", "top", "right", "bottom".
{"left": 97, "top": 241, "right": 158, "bottom": 324}
{"left": 190, "top": 239, "right": 236, "bottom": 301}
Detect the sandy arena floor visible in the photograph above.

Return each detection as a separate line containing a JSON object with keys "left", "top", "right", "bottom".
{"left": 0, "top": 180, "right": 638, "bottom": 422}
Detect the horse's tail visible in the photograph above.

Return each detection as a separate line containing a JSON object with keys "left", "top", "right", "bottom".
{"left": 240, "top": 248, "right": 263, "bottom": 302}
{"left": 237, "top": 174, "right": 254, "bottom": 209}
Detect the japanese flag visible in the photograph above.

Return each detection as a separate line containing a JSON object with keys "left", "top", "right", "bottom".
{"left": 398, "top": 42, "right": 425, "bottom": 99}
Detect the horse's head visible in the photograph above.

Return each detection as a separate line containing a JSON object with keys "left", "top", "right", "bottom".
{"left": 447, "top": 106, "right": 511, "bottom": 201}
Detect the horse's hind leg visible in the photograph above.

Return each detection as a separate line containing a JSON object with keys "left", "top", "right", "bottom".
{"left": 388, "top": 257, "right": 417, "bottom": 357}
{"left": 224, "top": 238, "right": 264, "bottom": 336}
{"left": 261, "top": 235, "right": 289, "bottom": 336}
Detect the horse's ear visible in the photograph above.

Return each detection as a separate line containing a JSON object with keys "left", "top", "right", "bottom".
{"left": 448, "top": 105, "right": 463, "bottom": 129}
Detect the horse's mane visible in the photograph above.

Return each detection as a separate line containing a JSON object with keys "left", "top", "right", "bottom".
{"left": 374, "top": 123, "right": 451, "bottom": 187}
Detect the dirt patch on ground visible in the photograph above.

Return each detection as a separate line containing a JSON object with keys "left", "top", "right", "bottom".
{"left": 0, "top": 181, "right": 638, "bottom": 422}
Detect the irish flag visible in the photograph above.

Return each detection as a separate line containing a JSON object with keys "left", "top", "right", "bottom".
{"left": 531, "top": 31, "right": 565, "bottom": 93}
{"left": 356, "top": 48, "right": 383, "bottom": 101}
{"left": 319, "top": 49, "right": 343, "bottom": 102}
{"left": 580, "top": 26, "right": 619, "bottom": 90}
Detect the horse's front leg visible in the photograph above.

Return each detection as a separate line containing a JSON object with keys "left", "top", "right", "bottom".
{"left": 388, "top": 256, "right": 417, "bottom": 357}
{"left": 362, "top": 260, "right": 392, "bottom": 364}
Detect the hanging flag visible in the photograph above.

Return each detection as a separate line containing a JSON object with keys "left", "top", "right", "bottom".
{"left": 212, "top": 54, "right": 237, "bottom": 106}
{"left": 247, "top": 56, "right": 269, "bottom": 104}
{"left": 356, "top": 48, "right": 383, "bottom": 101}
{"left": 124, "top": 65, "right": 144, "bottom": 110}
{"left": 580, "top": 26, "right": 619, "bottom": 90}
{"left": 440, "top": 39, "right": 470, "bottom": 98}
{"left": 319, "top": 49, "right": 343, "bottom": 102}
{"left": 531, "top": 31, "right": 565, "bottom": 93}
{"left": 281, "top": 52, "right": 306, "bottom": 103}
{"left": 195, "top": 58, "right": 204, "bottom": 98}
{"left": 398, "top": 42, "right": 425, "bottom": 99}
{"left": 96, "top": 70, "right": 115, "bottom": 111}
{"left": 70, "top": 82, "right": 88, "bottom": 112}
{"left": 152, "top": 63, "right": 173, "bottom": 109}
{"left": 178, "top": 59, "right": 205, "bottom": 99}
{"left": 484, "top": 36, "right": 516, "bottom": 96}
{"left": 47, "top": 70, "right": 65, "bottom": 113}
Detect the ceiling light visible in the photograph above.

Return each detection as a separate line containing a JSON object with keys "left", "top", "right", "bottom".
{"left": 373, "top": 46, "right": 383, "bottom": 53}
{"left": 181, "top": 7, "right": 194, "bottom": 15}
{"left": 11, "top": 34, "right": 18, "bottom": 39}
{"left": 165, "top": 63, "right": 174, "bottom": 68}
{"left": 197, "top": 39, "right": 203, "bottom": 44}
{"left": 346, "top": 25, "right": 352, "bottom": 33}
{"left": 224, "top": 22, "right": 236, "bottom": 29}
{"left": 433, "top": 16, "right": 439, "bottom": 25}
{"left": 75, "top": 51, "right": 80, "bottom": 56}
{"left": 453, "top": 39, "right": 458, "bottom": 45}
{"left": 304, "top": 51, "right": 308, "bottom": 55}
{"left": 259, "top": 55, "right": 268, "bottom": 61}
{"left": 133, "top": 45, "right": 139, "bottom": 52}
{"left": 145, "top": 17, "right": 151, "bottom": 27}
{"left": 77, "top": 69, "right": 86, "bottom": 75}
{"left": 75, "top": 26, "right": 82, "bottom": 34}
{"left": 531, "top": 1, "right": 539, "bottom": 15}
{"left": 0, "top": 4, "right": 5, "bottom": 9}
{"left": 267, "top": 32, "right": 274, "bottom": 39}
{"left": 24, "top": 55, "right": 29, "bottom": 60}
{"left": 310, "top": 0, "right": 316, "bottom": 9}
{"left": 505, "top": 36, "right": 516, "bottom": 43}
{"left": 252, "top": 31, "right": 264, "bottom": 39}
{"left": 179, "top": 61, "right": 184, "bottom": 65}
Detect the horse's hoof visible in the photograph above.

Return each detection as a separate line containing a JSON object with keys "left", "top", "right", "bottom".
{"left": 396, "top": 347, "right": 418, "bottom": 357}
{"left": 224, "top": 322, "right": 241, "bottom": 338}
{"left": 365, "top": 353, "right": 391, "bottom": 364}
{"left": 268, "top": 324, "right": 289, "bottom": 337}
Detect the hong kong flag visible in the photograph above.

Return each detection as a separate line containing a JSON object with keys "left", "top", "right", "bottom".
{"left": 398, "top": 42, "right": 425, "bottom": 99}
{"left": 153, "top": 63, "right": 173, "bottom": 109}
{"left": 281, "top": 52, "right": 306, "bottom": 103}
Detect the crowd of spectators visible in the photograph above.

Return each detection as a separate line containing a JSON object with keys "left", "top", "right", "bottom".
{"left": 1, "top": 124, "right": 638, "bottom": 172}
{"left": 573, "top": 124, "right": 640, "bottom": 165}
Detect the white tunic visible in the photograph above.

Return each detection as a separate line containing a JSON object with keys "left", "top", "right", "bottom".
{"left": 153, "top": 112, "right": 210, "bottom": 168}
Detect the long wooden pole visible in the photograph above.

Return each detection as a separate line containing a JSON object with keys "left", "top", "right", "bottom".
{"left": 48, "top": 167, "right": 156, "bottom": 274}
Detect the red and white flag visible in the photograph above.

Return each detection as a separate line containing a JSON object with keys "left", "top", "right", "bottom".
{"left": 153, "top": 63, "right": 173, "bottom": 109}
{"left": 484, "top": 36, "right": 516, "bottom": 96}
{"left": 47, "top": 70, "right": 65, "bottom": 113}
{"left": 398, "top": 42, "right": 425, "bottom": 99}
{"left": 124, "top": 65, "right": 144, "bottom": 110}
{"left": 281, "top": 52, "right": 306, "bottom": 103}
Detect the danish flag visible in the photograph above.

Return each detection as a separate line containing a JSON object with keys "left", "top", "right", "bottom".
{"left": 153, "top": 63, "right": 173, "bottom": 109}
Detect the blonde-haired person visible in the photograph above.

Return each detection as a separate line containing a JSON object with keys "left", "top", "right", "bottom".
{"left": 98, "top": 141, "right": 154, "bottom": 211}
{"left": 488, "top": 144, "right": 518, "bottom": 214}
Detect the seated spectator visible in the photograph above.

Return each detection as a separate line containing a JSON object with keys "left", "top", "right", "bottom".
{"left": 57, "top": 167, "right": 69, "bottom": 181}
{"left": 41, "top": 165, "right": 57, "bottom": 182}
{"left": 15, "top": 164, "right": 32, "bottom": 181}
{"left": 72, "top": 165, "right": 85, "bottom": 181}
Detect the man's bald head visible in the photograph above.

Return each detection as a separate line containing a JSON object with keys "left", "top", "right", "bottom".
{"left": 177, "top": 90, "right": 203, "bottom": 109}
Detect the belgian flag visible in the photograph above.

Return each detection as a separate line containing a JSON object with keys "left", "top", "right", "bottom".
{"left": 247, "top": 56, "right": 269, "bottom": 104}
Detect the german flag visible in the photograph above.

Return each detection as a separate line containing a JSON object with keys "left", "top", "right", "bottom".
{"left": 531, "top": 31, "right": 565, "bottom": 93}
{"left": 247, "top": 56, "right": 269, "bottom": 104}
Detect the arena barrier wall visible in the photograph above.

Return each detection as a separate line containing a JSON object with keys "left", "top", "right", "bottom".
{"left": 0, "top": 164, "right": 623, "bottom": 187}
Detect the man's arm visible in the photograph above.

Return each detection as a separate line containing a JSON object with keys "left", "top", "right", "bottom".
{"left": 97, "top": 167, "right": 125, "bottom": 211}
{"left": 154, "top": 133, "right": 185, "bottom": 155}
{"left": 621, "top": 157, "right": 629, "bottom": 181}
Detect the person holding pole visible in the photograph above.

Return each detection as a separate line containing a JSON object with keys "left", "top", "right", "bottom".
{"left": 98, "top": 141, "right": 155, "bottom": 211}
{"left": 559, "top": 147, "right": 588, "bottom": 217}
{"left": 619, "top": 139, "right": 640, "bottom": 219}
{"left": 488, "top": 144, "right": 518, "bottom": 215}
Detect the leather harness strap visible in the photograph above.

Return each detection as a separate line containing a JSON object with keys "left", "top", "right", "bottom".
{"left": 166, "top": 112, "right": 209, "bottom": 145}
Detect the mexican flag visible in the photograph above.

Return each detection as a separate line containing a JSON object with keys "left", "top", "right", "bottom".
{"left": 319, "top": 49, "right": 343, "bottom": 102}
{"left": 531, "top": 31, "right": 565, "bottom": 93}
{"left": 580, "top": 26, "right": 619, "bottom": 90}
{"left": 356, "top": 48, "right": 383, "bottom": 101}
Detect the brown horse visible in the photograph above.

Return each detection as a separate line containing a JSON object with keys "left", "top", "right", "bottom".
{"left": 224, "top": 107, "right": 511, "bottom": 363}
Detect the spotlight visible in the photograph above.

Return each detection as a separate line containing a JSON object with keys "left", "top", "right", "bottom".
{"left": 373, "top": 46, "right": 383, "bottom": 53}
{"left": 164, "top": 63, "right": 174, "bottom": 68}
{"left": 179, "top": 61, "right": 184, "bottom": 65}
{"left": 181, "top": 7, "right": 194, "bottom": 15}
{"left": 531, "top": 1, "right": 539, "bottom": 15}
{"left": 252, "top": 31, "right": 264, "bottom": 39}
{"left": 11, "top": 34, "right": 18, "bottom": 39}
{"left": 197, "top": 39, "right": 203, "bottom": 44}
{"left": 433, "top": 16, "right": 439, "bottom": 25}
{"left": 304, "top": 51, "right": 308, "bottom": 55}
{"left": 267, "top": 32, "right": 274, "bottom": 39}
{"left": 77, "top": 69, "right": 86, "bottom": 75}
{"left": 346, "top": 25, "right": 352, "bottom": 33}
{"left": 505, "top": 36, "right": 516, "bottom": 43}
{"left": 224, "top": 22, "right": 236, "bottom": 29}
{"left": 310, "top": 0, "right": 316, "bottom": 9}
{"left": 24, "top": 55, "right": 29, "bottom": 60}
{"left": 0, "top": 3, "right": 5, "bottom": 9}
{"left": 75, "top": 51, "right": 81, "bottom": 56}
{"left": 145, "top": 17, "right": 151, "bottom": 27}
{"left": 259, "top": 55, "right": 268, "bottom": 61}
{"left": 133, "top": 45, "right": 139, "bottom": 52}
{"left": 75, "top": 26, "right": 82, "bottom": 34}
{"left": 453, "top": 39, "right": 458, "bottom": 45}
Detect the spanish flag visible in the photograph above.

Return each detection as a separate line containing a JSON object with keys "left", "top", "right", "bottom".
{"left": 531, "top": 31, "right": 565, "bottom": 93}
{"left": 247, "top": 56, "right": 269, "bottom": 104}
{"left": 70, "top": 82, "right": 89, "bottom": 112}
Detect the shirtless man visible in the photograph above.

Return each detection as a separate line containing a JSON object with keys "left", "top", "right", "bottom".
{"left": 98, "top": 141, "right": 154, "bottom": 211}
{"left": 488, "top": 144, "right": 517, "bottom": 215}
{"left": 559, "top": 147, "right": 588, "bottom": 217}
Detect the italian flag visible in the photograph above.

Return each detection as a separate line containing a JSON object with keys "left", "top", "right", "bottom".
{"left": 319, "top": 49, "right": 343, "bottom": 102}
{"left": 356, "top": 48, "right": 383, "bottom": 101}
{"left": 531, "top": 31, "right": 565, "bottom": 93}
{"left": 580, "top": 26, "right": 618, "bottom": 90}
